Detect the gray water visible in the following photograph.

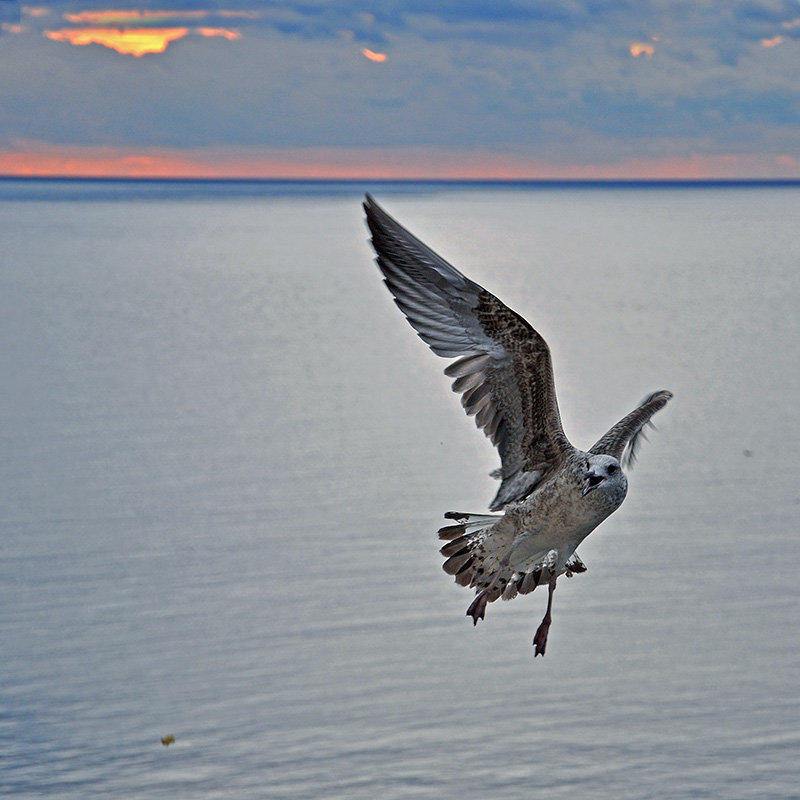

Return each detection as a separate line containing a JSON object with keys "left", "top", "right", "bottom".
{"left": 1, "top": 181, "right": 798, "bottom": 799}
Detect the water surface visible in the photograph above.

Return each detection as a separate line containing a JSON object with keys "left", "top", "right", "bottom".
{"left": 1, "top": 181, "right": 798, "bottom": 798}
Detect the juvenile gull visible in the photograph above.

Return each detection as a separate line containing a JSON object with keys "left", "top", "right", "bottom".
{"left": 364, "top": 195, "right": 672, "bottom": 656}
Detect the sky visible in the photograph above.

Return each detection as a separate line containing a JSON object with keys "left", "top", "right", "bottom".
{"left": 1, "top": 0, "right": 799, "bottom": 179}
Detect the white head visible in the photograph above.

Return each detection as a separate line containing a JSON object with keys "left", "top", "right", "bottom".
{"left": 582, "top": 453, "right": 628, "bottom": 504}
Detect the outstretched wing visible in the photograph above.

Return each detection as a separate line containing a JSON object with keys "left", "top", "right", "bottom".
{"left": 364, "top": 194, "right": 574, "bottom": 509}
{"left": 589, "top": 390, "right": 673, "bottom": 467}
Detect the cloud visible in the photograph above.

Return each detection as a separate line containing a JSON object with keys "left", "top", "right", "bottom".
{"left": 37, "top": 6, "right": 245, "bottom": 56}
{"left": 361, "top": 48, "right": 387, "bottom": 62}
{"left": 630, "top": 42, "right": 656, "bottom": 57}
{"left": 45, "top": 28, "right": 192, "bottom": 56}
{"left": 1, "top": 0, "right": 800, "bottom": 175}
{"left": 63, "top": 10, "right": 210, "bottom": 25}
{"left": 198, "top": 28, "right": 241, "bottom": 41}
{"left": 21, "top": 6, "right": 50, "bottom": 18}
{"left": 44, "top": 24, "right": 242, "bottom": 55}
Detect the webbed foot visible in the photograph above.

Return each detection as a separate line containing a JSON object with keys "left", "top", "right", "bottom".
{"left": 533, "top": 615, "right": 551, "bottom": 657}
{"left": 466, "top": 591, "right": 489, "bottom": 626}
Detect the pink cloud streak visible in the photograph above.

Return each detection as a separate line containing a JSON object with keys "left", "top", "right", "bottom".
{"left": 1, "top": 144, "right": 799, "bottom": 180}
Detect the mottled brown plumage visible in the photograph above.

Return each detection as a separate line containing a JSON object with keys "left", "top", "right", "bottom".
{"left": 364, "top": 194, "right": 672, "bottom": 655}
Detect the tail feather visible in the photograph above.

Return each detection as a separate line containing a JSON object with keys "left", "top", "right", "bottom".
{"left": 442, "top": 552, "right": 473, "bottom": 575}
{"left": 439, "top": 535, "right": 472, "bottom": 558}
{"left": 438, "top": 511, "right": 508, "bottom": 590}
{"left": 437, "top": 511, "right": 501, "bottom": 541}
{"left": 437, "top": 510, "right": 591, "bottom": 623}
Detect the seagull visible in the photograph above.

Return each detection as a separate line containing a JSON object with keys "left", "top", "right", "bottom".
{"left": 364, "top": 194, "right": 672, "bottom": 656}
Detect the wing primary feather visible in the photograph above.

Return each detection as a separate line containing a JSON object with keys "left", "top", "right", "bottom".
{"left": 365, "top": 194, "right": 575, "bottom": 509}
{"left": 484, "top": 411, "right": 501, "bottom": 439}
{"left": 451, "top": 371, "right": 485, "bottom": 393}
{"left": 444, "top": 353, "right": 491, "bottom": 378}
{"left": 475, "top": 403, "right": 494, "bottom": 429}
{"left": 461, "top": 382, "right": 491, "bottom": 409}
{"left": 589, "top": 390, "right": 672, "bottom": 465}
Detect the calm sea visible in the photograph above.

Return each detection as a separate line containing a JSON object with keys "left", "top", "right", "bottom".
{"left": 1, "top": 180, "right": 798, "bottom": 799}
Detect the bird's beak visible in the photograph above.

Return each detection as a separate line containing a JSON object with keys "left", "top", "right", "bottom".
{"left": 582, "top": 470, "right": 605, "bottom": 496}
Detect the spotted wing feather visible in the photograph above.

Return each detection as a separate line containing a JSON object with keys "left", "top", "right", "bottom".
{"left": 364, "top": 194, "right": 574, "bottom": 509}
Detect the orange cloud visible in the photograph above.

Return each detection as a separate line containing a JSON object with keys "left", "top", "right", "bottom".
{"left": 761, "top": 36, "right": 783, "bottom": 47}
{"left": 45, "top": 28, "right": 190, "bottom": 56}
{"left": 362, "top": 48, "right": 387, "bottom": 62}
{"left": 197, "top": 28, "right": 241, "bottom": 41}
{"left": 630, "top": 42, "right": 655, "bottom": 57}
{"left": 2, "top": 23, "right": 25, "bottom": 34}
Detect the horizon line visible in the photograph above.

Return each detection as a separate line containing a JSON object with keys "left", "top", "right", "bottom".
{"left": 3, "top": 175, "right": 800, "bottom": 187}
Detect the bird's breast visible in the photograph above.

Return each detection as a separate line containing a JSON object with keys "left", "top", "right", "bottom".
{"left": 512, "top": 469, "right": 622, "bottom": 549}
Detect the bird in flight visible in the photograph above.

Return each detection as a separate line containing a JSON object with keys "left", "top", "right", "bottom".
{"left": 364, "top": 195, "right": 672, "bottom": 656}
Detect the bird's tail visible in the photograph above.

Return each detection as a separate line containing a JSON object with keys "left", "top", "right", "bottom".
{"left": 438, "top": 512, "right": 589, "bottom": 603}
{"left": 437, "top": 511, "right": 504, "bottom": 588}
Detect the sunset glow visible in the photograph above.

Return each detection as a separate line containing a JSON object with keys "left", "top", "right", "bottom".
{"left": 4, "top": 4, "right": 799, "bottom": 182}
{"left": 362, "top": 48, "right": 387, "bottom": 63}
{"left": 2, "top": 145, "right": 799, "bottom": 181}
{"left": 198, "top": 28, "right": 241, "bottom": 40}
{"left": 630, "top": 42, "right": 655, "bottom": 57}
{"left": 46, "top": 27, "right": 190, "bottom": 56}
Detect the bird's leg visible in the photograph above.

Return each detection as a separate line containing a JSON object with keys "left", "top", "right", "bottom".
{"left": 532, "top": 577, "right": 557, "bottom": 657}
{"left": 466, "top": 557, "right": 509, "bottom": 626}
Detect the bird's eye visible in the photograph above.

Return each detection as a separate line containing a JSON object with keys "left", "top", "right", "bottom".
{"left": 608, "top": 464, "right": 617, "bottom": 474}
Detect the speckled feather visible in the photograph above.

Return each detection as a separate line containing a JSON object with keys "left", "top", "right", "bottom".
{"left": 364, "top": 193, "right": 573, "bottom": 510}
{"left": 364, "top": 195, "right": 672, "bottom": 634}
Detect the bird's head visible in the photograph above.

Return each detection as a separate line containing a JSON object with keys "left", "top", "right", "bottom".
{"left": 582, "top": 454, "right": 627, "bottom": 501}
